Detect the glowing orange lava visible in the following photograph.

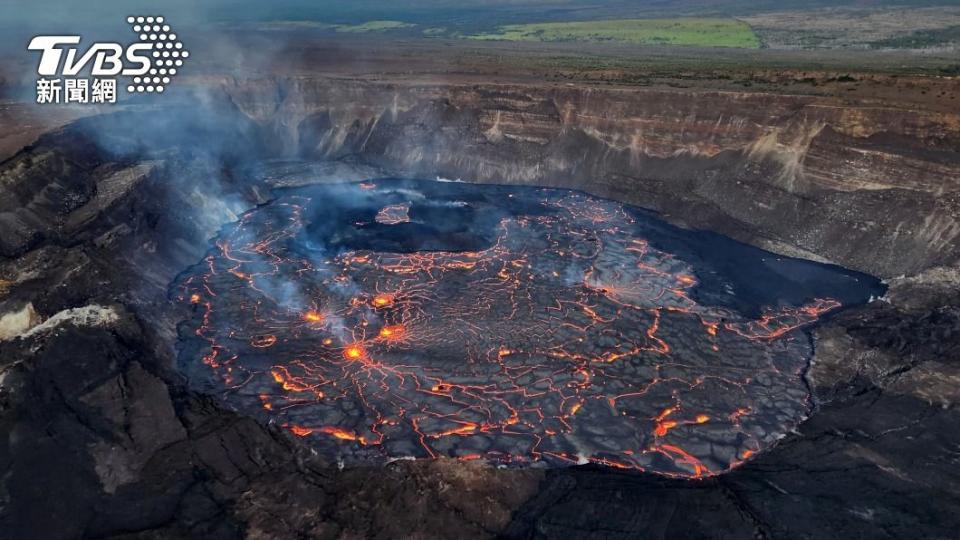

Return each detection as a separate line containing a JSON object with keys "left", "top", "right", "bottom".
{"left": 289, "top": 425, "right": 314, "bottom": 437}
{"left": 378, "top": 324, "right": 406, "bottom": 341}
{"left": 375, "top": 203, "right": 412, "bottom": 225}
{"left": 344, "top": 344, "right": 365, "bottom": 360}
{"left": 250, "top": 335, "right": 277, "bottom": 348}
{"left": 303, "top": 311, "right": 324, "bottom": 323}
{"left": 175, "top": 183, "right": 860, "bottom": 478}
{"left": 372, "top": 294, "right": 395, "bottom": 308}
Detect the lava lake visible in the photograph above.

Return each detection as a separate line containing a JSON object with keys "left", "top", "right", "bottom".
{"left": 173, "top": 178, "right": 882, "bottom": 477}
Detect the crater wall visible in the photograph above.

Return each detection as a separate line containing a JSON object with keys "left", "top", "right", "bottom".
{"left": 218, "top": 77, "right": 960, "bottom": 278}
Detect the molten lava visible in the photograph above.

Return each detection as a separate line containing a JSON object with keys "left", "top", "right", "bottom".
{"left": 303, "top": 311, "right": 324, "bottom": 323}
{"left": 344, "top": 344, "right": 365, "bottom": 360}
{"left": 378, "top": 324, "right": 406, "bottom": 341}
{"left": 375, "top": 203, "right": 412, "bottom": 225}
{"left": 372, "top": 294, "right": 395, "bottom": 308}
{"left": 173, "top": 180, "right": 871, "bottom": 478}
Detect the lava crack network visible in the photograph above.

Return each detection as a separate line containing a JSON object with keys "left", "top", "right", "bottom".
{"left": 174, "top": 182, "right": 841, "bottom": 478}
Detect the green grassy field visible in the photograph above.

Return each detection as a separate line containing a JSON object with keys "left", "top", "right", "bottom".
{"left": 333, "top": 20, "right": 415, "bottom": 33}
{"left": 256, "top": 20, "right": 416, "bottom": 33}
{"left": 468, "top": 18, "right": 761, "bottom": 48}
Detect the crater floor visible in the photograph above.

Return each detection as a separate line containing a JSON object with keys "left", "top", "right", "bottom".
{"left": 173, "top": 179, "right": 879, "bottom": 477}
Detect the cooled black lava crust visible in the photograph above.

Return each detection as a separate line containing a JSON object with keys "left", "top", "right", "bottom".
{"left": 173, "top": 179, "right": 881, "bottom": 477}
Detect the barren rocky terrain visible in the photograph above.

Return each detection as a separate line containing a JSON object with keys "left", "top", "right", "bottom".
{"left": 743, "top": 6, "right": 960, "bottom": 50}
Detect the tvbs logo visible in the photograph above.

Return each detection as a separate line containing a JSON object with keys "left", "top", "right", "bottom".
{"left": 28, "top": 16, "right": 189, "bottom": 104}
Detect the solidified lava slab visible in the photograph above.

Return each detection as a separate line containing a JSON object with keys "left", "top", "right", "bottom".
{"left": 173, "top": 179, "right": 880, "bottom": 477}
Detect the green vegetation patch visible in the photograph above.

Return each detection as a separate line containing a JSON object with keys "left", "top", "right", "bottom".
{"left": 333, "top": 20, "right": 416, "bottom": 33}
{"left": 468, "top": 18, "right": 761, "bottom": 48}
{"left": 258, "top": 20, "right": 416, "bottom": 33}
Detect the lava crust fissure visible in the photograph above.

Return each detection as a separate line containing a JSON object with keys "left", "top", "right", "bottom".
{"left": 173, "top": 179, "right": 880, "bottom": 478}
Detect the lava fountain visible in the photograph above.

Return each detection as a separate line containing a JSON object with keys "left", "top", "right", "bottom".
{"left": 173, "top": 179, "right": 882, "bottom": 478}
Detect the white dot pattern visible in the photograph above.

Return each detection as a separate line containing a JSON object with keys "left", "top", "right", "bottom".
{"left": 126, "top": 16, "right": 188, "bottom": 94}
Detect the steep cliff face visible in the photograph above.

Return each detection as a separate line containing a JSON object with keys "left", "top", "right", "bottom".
{"left": 219, "top": 77, "right": 960, "bottom": 277}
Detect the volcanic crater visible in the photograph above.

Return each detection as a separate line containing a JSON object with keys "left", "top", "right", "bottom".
{"left": 1, "top": 24, "right": 959, "bottom": 535}
{"left": 173, "top": 179, "right": 880, "bottom": 477}
{"left": 1, "top": 71, "right": 956, "bottom": 536}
